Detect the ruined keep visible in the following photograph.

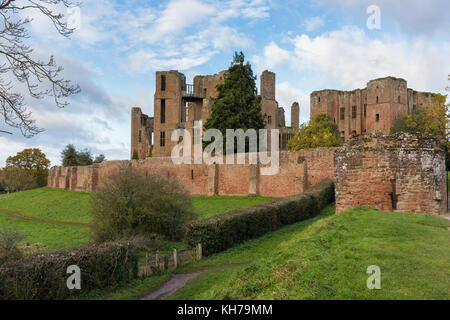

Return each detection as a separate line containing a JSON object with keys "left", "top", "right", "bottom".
{"left": 335, "top": 133, "right": 447, "bottom": 215}
{"left": 131, "top": 70, "right": 300, "bottom": 159}
{"left": 310, "top": 77, "right": 439, "bottom": 142}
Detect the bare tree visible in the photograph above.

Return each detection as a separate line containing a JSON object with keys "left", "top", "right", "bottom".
{"left": 0, "top": 0, "right": 80, "bottom": 137}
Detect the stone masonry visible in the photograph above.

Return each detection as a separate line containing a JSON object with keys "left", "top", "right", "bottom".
{"left": 335, "top": 133, "right": 447, "bottom": 215}
{"left": 131, "top": 69, "right": 300, "bottom": 159}
{"left": 48, "top": 148, "right": 336, "bottom": 198}
{"left": 310, "top": 76, "right": 440, "bottom": 142}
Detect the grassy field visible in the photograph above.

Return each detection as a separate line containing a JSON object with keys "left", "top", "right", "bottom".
{"left": 192, "top": 195, "right": 273, "bottom": 220}
{"left": 0, "top": 212, "right": 90, "bottom": 250}
{"left": 0, "top": 188, "right": 92, "bottom": 224}
{"left": 120, "top": 206, "right": 449, "bottom": 300}
{"left": 0, "top": 188, "right": 272, "bottom": 250}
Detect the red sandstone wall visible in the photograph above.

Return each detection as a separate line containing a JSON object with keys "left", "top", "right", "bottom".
{"left": 47, "top": 149, "right": 336, "bottom": 197}
{"left": 217, "top": 164, "right": 250, "bottom": 196}
{"left": 335, "top": 133, "right": 447, "bottom": 215}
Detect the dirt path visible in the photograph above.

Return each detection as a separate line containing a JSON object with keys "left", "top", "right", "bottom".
{"left": 0, "top": 208, "right": 90, "bottom": 227}
{"left": 140, "top": 272, "right": 203, "bottom": 300}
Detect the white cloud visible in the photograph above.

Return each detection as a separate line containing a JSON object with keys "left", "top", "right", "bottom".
{"left": 128, "top": 49, "right": 217, "bottom": 74}
{"left": 249, "top": 25, "right": 450, "bottom": 126}
{"left": 303, "top": 16, "right": 325, "bottom": 32}
{"left": 150, "top": 0, "right": 215, "bottom": 39}
{"left": 288, "top": 26, "right": 450, "bottom": 91}
{"left": 316, "top": 0, "right": 450, "bottom": 37}
{"left": 254, "top": 26, "right": 450, "bottom": 93}
{"left": 251, "top": 41, "right": 291, "bottom": 72}
{"left": 122, "top": 0, "right": 271, "bottom": 72}
{"left": 277, "top": 82, "right": 310, "bottom": 125}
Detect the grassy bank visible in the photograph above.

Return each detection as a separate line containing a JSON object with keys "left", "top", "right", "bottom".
{"left": 172, "top": 206, "right": 450, "bottom": 299}
{"left": 121, "top": 206, "right": 449, "bottom": 300}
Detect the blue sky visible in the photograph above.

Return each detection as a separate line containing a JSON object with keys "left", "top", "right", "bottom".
{"left": 0, "top": 0, "right": 449, "bottom": 166}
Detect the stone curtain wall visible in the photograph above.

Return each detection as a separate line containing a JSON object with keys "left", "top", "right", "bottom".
{"left": 335, "top": 133, "right": 447, "bottom": 215}
{"left": 48, "top": 149, "right": 337, "bottom": 197}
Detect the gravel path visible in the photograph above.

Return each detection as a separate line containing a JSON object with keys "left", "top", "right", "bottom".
{"left": 141, "top": 272, "right": 203, "bottom": 300}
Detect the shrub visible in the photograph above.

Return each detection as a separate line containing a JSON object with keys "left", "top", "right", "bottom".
{"left": 185, "top": 180, "right": 334, "bottom": 256}
{"left": 288, "top": 113, "right": 341, "bottom": 151}
{"left": 0, "top": 167, "right": 38, "bottom": 192}
{"left": 0, "top": 228, "right": 25, "bottom": 265}
{"left": 0, "top": 239, "right": 143, "bottom": 300}
{"left": 91, "top": 164, "right": 197, "bottom": 242}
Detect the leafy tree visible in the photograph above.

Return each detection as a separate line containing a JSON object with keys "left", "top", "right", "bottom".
{"left": 0, "top": 166, "right": 38, "bottom": 191}
{"left": 203, "top": 52, "right": 265, "bottom": 152}
{"left": 288, "top": 113, "right": 342, "bottom": 151}
{"left": 61, "top": 144, "right": 103, "bottom": 166}
{"left": 0, "top": 1, "right": 80, "bottom": 137}
{"left": 91, "top": 164, "right": 197, "bottom": 242}
{"left": 0, "top": 174, "right": 5, "bottom": 193}
{"left": 77, "top": 149, "right": 93, "bottom": 166}
{"left": 61, "top": 144, "right": 78, "bottom": 166}
{"left": 94, "top": 154, "right": 106, "bottom": 163}
{"left": 391, "top": 94, "right": 449, "bottom": 168}
{"left": 4, "top": 148, "right": 50, "bottom": 186}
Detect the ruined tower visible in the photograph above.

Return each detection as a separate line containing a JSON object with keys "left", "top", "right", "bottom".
{"left": 130, "top": 107, "right": 153, "bottom": 159}
{"left": 131, "top": 68, "right": 300, "bottom": 159}
{"left": 291, "top": 102, "right": 299, "bottom": 129}
{"left": 310, "top": 76, "right": 439, "bottom": 142}
{"left": 260, "top": 70, "right": 277, "bottom": 129}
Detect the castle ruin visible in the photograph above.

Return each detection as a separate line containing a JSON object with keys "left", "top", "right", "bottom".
{"left": 310, "top": 76, "right": 438, "bottom": 142}
{"left": 131, "top": 70, "right": 299, "bottom": 159}
{"left": 48, "top": 69, "right": 448, "bottom": 216}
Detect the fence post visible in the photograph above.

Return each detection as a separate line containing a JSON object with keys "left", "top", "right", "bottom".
{"left": 173, "top": 249, "right": 178, "bottom": 268}
{"left": 155, "top": 250, "right": 160, "bottom": 269}
{"left": 164, "top": 255, "right": 169, "bottom": 270}
{"left": 196, "top": 243, "right": 202, "bottom": 261}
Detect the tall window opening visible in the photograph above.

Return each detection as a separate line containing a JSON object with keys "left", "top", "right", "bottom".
{"left": 340, "top": 108, "right": 345, "bottom": 120}
{"left": 352, "top": 106, "right": 357, "bottom": 119}
{"left": 161, "top": 75, "right": 166, "bottom": 91}
{"left": 160, "top": 99, "right": 165, "bottom": 124}
{"left": 160, "top": 131, "right": 165, "bottom": 147}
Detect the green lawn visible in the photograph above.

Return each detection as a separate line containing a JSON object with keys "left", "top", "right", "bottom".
{"left": 0, "top": 188, "right": 272, "bottom": 250}
{"left": 0, "top": 188, "right": 92, "bottom": 224}
{"left": 192, "top": 195, "right": 273, "bottom": 220}
{"left": 0, "top": 188, "right": 273, "bottom": 223}
{"left": 0, "top": 212, "right": 90, "bottom": 250}
{"left": 122, "top": 206, "right": 449, "bottom": 300}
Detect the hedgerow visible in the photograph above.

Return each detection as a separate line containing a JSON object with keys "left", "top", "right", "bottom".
{"left": 0, "top": 239, "right": 143, "bottom": 300}
{"left": 186, "top": 179, "right": 334, "bottom": 256}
